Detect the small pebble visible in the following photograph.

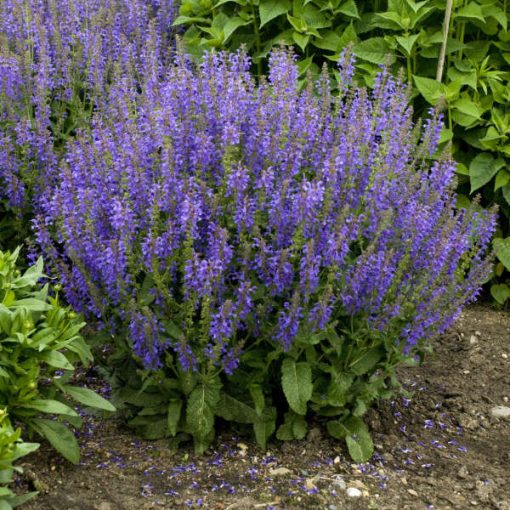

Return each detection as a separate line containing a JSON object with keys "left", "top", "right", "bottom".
{"left": 458, "top": 465, "right": 469, "bottom": 479}
{"left": 502, "top": 353, "right": 508, "bottom": 359}
{"left": 469, "top": 335, "right": 478, "bottom": 345}
{"left": 490, "top": 406, "right": 510, "bottom": 419}
{"left": 346, "top": 487, "right": 362, "bottom": 498}
{"left": 269, "top": 467, "right": 292, "bottom": 476}
{"left": 407, "top": 489, "right": 418, "bottom": 497}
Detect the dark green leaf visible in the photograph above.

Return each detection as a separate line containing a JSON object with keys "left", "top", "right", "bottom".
{"left": 167, "top": 399, "right": 182, "bottom": 437}
{"left": 30, "top": 419, "right": 80, "bottom": 464}
{"left": 348, "top": 346, "right": 383, "bottom": 376}
{"left": 186, "top": 382, "right": 221, "bottom": 444}
{"left": 216, "top": 393, "right": 259, "bottom": 423}
{"left": 259, "top": 0, "right": 291, "bottom": 27}
{"left": 354, "top": 37, "right": 394, "bottom": 65}
{"left": 281, "top": 358, "right": 312, "bottom": 415}
{"left": 490, "top": 283, "right": 510, "bottom": 304}
{"left": 23, "top": 399, "right": 78, "bottom": 417}
{"left": 493, "top": 237, "right": 510, "bottom": 271}
{"left": 61, "top": 385, "right": 116, "bottom": 412}
{"left": 469, "top": 153, "right": 506, "bottom": 193}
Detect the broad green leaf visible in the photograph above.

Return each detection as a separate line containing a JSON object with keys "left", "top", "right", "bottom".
{"left": 455, "top": 3, "right": 485, "bottom": 22}
{"left": 345, "top": 430, "right": 374, "bottom": 462}
{"left": 452, "top": 97, "right": 483, "bottom": 119}
{"left": 223, "top": 17, "right": 251, "bottom": 41}
{"left": 39, "top": 351, "right": 74, "bottom": 370}
{"left": 493, "top": 237, "right": 510, "bottom": 271}
{"left": 9, "top": 299, "right": 50, "bottom": 311}
{"left": 336, "top": 0, "right": 359, "bottom": 18}
{"left": 23, "top": 399, "right": 78, "bottom": 417}
{"left": 348, "top": 346, "right": 383, "bottom": 376}
{"left": 469, "top": 153, "right": 506, "bottom": 193}
{"left": 490, "top": 283, "right": 510, "bottom": 304}
{"left": 503, "top": 183, "right": 510, "bottom": 205}
{"left": 186, "top": 382, "right": 221, "bottom": 443}
{"left": 494, "top": 170, "right": 510, "bottom": 190}
{"left": 61, "top": 385, "right": 116, "bottom": 412}
{"left": 395, "top": 33, "right": 420, "bottom": 56}
{"left": 30, "top": 418, "right": 80, "bottom": 464}
{"left": 281, "top": 358, "right": 312, "bottom": 415}
{"left": 413, "top": 75, "right": 443, "bottom": 104}
{"left": 253, "top": 407, "right": 276, "bottom": 449}
{"left": 354, "top": 37, "right": 394, "bottom": 65}
{"left": 259, "top": 0, "right": 291, "bottom": 27}
{"left": 167, "top": 399, "right": 182, "bottom": 436}
{"left": 327, "top": 372, "right": 354, "bottom": 407}
{"left": 216, "top": 393, "right": 259, "bottom": 423}
{"left": 327, "top": 419, "right": 350, "bottom": 439}
{"left": 292, "top": 31, "right": 310, "bottom": 52}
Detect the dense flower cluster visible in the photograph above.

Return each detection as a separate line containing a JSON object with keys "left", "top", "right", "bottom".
{"left": 36, "top": 50, "right": 496, "bottom": 373}
{"left": 0, "top": 0, "right": 177, "bottom": 210}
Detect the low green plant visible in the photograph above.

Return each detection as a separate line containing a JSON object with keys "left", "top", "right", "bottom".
{"left": 174, "top": 0, "right": 510, "bottom": 304}
{"left": 0, "top": 248, "right": 115, "bottom": 465}
{"left": 0, "top": 412, "right": 39, "bottom": 510}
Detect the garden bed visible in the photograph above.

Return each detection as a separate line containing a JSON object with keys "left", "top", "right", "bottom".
{"left": 19, "top": 305, "right": 510, "bottom": 510}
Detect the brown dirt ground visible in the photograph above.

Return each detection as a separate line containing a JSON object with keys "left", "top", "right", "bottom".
{"left": 18, "top": 305, "right": 510, "bottom": 510}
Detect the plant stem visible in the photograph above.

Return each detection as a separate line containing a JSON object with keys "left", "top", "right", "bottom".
{"left": 249, "top": 0, "right": 262, "bottom": 77}
{"left": 436, "top": 0, "right": 454, "bottom": 82}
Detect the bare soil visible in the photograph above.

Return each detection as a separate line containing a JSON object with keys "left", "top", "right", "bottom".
{"left": 19, "top": 305, "right": 510, "bottom": 510}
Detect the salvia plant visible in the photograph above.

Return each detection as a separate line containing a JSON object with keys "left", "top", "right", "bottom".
{"left": 0, "top": 0, "right": 177, "bottom": 247}
{"left": 36, "top": 49, "right": 496, "bottom": 460}
{"left": 0, "top": 248, "right": 115, "bottom": 464}
{"left": 0, "top": 412, "right": 39, "bottom": 509}
{"left": 175, "top": 0, "right": 510, "bottom": 304}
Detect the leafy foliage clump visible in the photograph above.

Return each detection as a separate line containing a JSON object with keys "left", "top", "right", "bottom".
{"left": 36, "top": 50, "right": 495, "bottom": 460}
{"left": 0, "top": 248, "right": 115, "bottom": 466}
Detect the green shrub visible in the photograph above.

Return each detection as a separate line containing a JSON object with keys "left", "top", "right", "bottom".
{"left": 175, "top": 0, "right": 510, "bottom": 303}
{"left": 0, "top": 412, "right": 39, "bottom": 510}
{"left": 0, "top": 248, "right": 115, "bottom": 465}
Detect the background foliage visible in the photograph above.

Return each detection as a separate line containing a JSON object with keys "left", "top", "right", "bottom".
{"left": 0, "top": 248, "right": 115, "bottom": 468}
{"left": 175, "top": 0, "right": 510, "bottom": 304}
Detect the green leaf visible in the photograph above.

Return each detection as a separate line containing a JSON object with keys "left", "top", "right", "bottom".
{"left": 413, "top": 75, "right": 444, "bottom": 105}
{"left": 292, "top": 31, "right": 310, "bottom": 51}
{"left": 348, "top": 346, "right": 383, "bottom": 376}
{"left": 167, "top": 399, "right": 182, "bottom": 436}
{"left": 253, "top": 407, "right": 276, "bottom": 449}
{"left": 345, "top": 428, "right": 374, "bottom": 463}
{"left": 223, "top": 17, "right": 251, "bottom": 41}
{"left": 354, "top": 37, "right": 394, "bottom": 65}
{"left": 452, "top": 97, "right": 482, "bottom": 118}
{"left": 281, "top": 358, "right": 312, "bottom": 415}
{"left": 495, "top": 170, "right": 510, "bottom": 190}
{"left": 23, "top": 399, "right": 78, "bottom": 417}
{"left": 186, "top": 382, "right": 221, "bottom": 447}
{"left": 259, "top": 0, "right": 291, "bottom": 27}
{"left": 9, "top": 299, "right": 50, "bottom": 312}
{"left": 326, "top": 419, "right": 350, "bottom": 439}
{"left": 39, "top": 351, "right": 74, "bottom": 370}
{"left": 336, "top": 0, "right": 359, "bottom": 18}
{"left": 490, "top": 283, "right": 510, "bottom": 304}
{"left": 327, "top": 372, "right": 354, "bottom": 407}
{"left": 30, "top": 419, "right": 80, "bottom": 464}
{"left": 455, "top": 2, "right": 485, "bottom": 22}
{"left": 61, "top": 385, "right": 116, "bottom": 412}
{"left": 395, "top": 33, "right": 420, "bottom": 56}
{"left": 216, "top": 393, "right": 259, "bottom": 423}
{"left": 276, "top": 411, "right": 307, "bottom": 440}
{"left": 493, "top": 237, "right": 510, "bottom": 271}
{"left": 503, "top": 183, "right": 510, "bottom": 205}
{"left": 469, "top": 153, "right": 506, "bottom": 193}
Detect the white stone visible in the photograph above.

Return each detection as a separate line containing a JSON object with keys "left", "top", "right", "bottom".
{"left": 490, "top": 405, "right": 510, "bottom": 419}
{"left": 346, "top": 487, "right": 362, "bottom": 498}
